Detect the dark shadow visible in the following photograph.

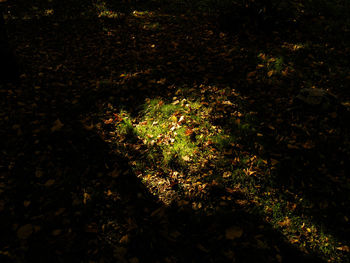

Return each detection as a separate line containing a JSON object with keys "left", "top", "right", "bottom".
{"left": 0, "top": 2, "right": 19, "bottom": 84}
{"left": 0, "top": 93, "right": 323, "bottom": 262}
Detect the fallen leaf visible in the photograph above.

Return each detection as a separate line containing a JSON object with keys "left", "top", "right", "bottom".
{"left": 182, "top": 155, "right": 190, "bottom": 161}
{"left": 104, "top": 118, "right": 113, "bottom": 124}
{"left": 109, "top": 168, "right": 121, "bottom": 178}
{"left": 247, "top": 71, "right": 256, "bottom": 78}
{"left": 278, "top": 217, "right": 291, "bottom": 227}
{"left": 85, "top": 223, "right": 98, "bottom": 233}
{"left": 119, "top": 234, "right": 130, "bottom": 244}
{"left": 52, "top": 229, "right": 62, "bottom": 236}
{"left": 302, "top": 141, "right": 314, "bottom": 149}
{"left": 225, "top": 226, "right": 243, "bottom": 240}
{"left": 55, "top": 208, "right": 66, "bottom": 216}
{"left": 197, "top": 243, "right": 209, "bottom": 253}
{"left": 129, "top": 257, "right": 139, "bottom": 263}
{"left": 267, "top": 70, "right": 274, "bottom": 77}
{"left": 177, "top": 200, "right": 189, "bottom": 207}
{"left": 35, "top": 168, "right": 43, "bottom": 178}
{"left": 185, "top": 128, "right": 194, "bottom": 136}
{"left": 223, "top": 171, "right": 232, "bottom": 178}
{"left": 17, "top": 224, "right": 33, "bottom": 239}
{"left": 44, "top": 179, "right": 55, "bottom": 187}
{"left": 287, "top": 144, "right": 299, "bottom": 149}
{"left": 83, "top": 192, "right": 90, "bottom": 204}
{"left": 51, "top": 119, "right": 64, "bottom": 132}
{"left": 170, "top": 115, "right": 178, "bottom": 122}
{"left": 337, "top": 246, "right": 350, "bottom": 252}
{"left": 271, "top": 159, "right": 279, "bottom": 166}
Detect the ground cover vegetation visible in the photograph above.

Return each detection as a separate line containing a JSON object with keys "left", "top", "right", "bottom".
{"left": 0, "top": 0, "right": 349, "bottom": 262}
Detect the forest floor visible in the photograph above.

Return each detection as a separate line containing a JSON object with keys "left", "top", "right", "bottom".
{"left": 0, "top": 0, "right": 349, "bottom": 262}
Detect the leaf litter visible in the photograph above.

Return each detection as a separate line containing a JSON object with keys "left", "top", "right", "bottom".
{"left": 0, "top": 0, "right": 349, "bottom": 262}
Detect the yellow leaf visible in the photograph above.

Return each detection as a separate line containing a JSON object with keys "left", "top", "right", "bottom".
{"left": 83, "top": 192, "right": 90, "bottom": 204}
{"left": 267, "top": 70, "right": 274, "bottom": 77}
{"left": 337, "top": 246, "right": 350, "bottom": 252}
{"left": 225, "top": 226, "right": 243, "bottom": 240}
{"left": 258, "top": 53, "right": 267, "bottom": 60}
{"left": 223, "top": 171, "right": 232, "bottom": 178}
{"left": 170, "top": 115, "right": 178, "bottom": 122}
{"left": 243, "top": 168, "right": 255, "bottom": 176}
{"left": 282, "top": 68, "right": 288, "bottom": 76}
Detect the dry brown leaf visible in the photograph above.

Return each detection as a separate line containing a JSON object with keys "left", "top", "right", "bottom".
{"left": 51, "top": 119, "right": 64, "bottom": 132}
{"left": 247, "top": 71, "right": 256, "bottom": 78}
{"left": 119, "top": 234, "right": 130, "bottom": 244}
{"left": 129, "top": 257, "right": 139, "bottom": 263}
{"left": 104, "top": 118, "right": 113, "bottom": 125}
{"left": 52, "top": 229, "right": 62, "bottom": 236}
{"left": 35, "top": 168, "right": 43, "bottom": 178}
{"left": 109, "top": 168, "right": 121, "bottom": 178}
{"left": 17, "top": 224, "right": 33, "bottom": 239}
{"left": 44, "top": 179, "right": 55, "bottom": 187}
{"left": 278, "top": 217, "right": 291, "bottom": 227}
{"left": 225, "top": 226, "right": 243, "bottom": 240}
{"left": 287, "top": 144, "right": 299, "bottom": 149}
{"left": 55, "top": 208, "right": 66, "bottom": 216}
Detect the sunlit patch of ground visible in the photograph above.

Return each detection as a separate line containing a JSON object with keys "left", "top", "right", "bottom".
{"left": 92, "top": 80, "right": 349, "bottom": 261}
